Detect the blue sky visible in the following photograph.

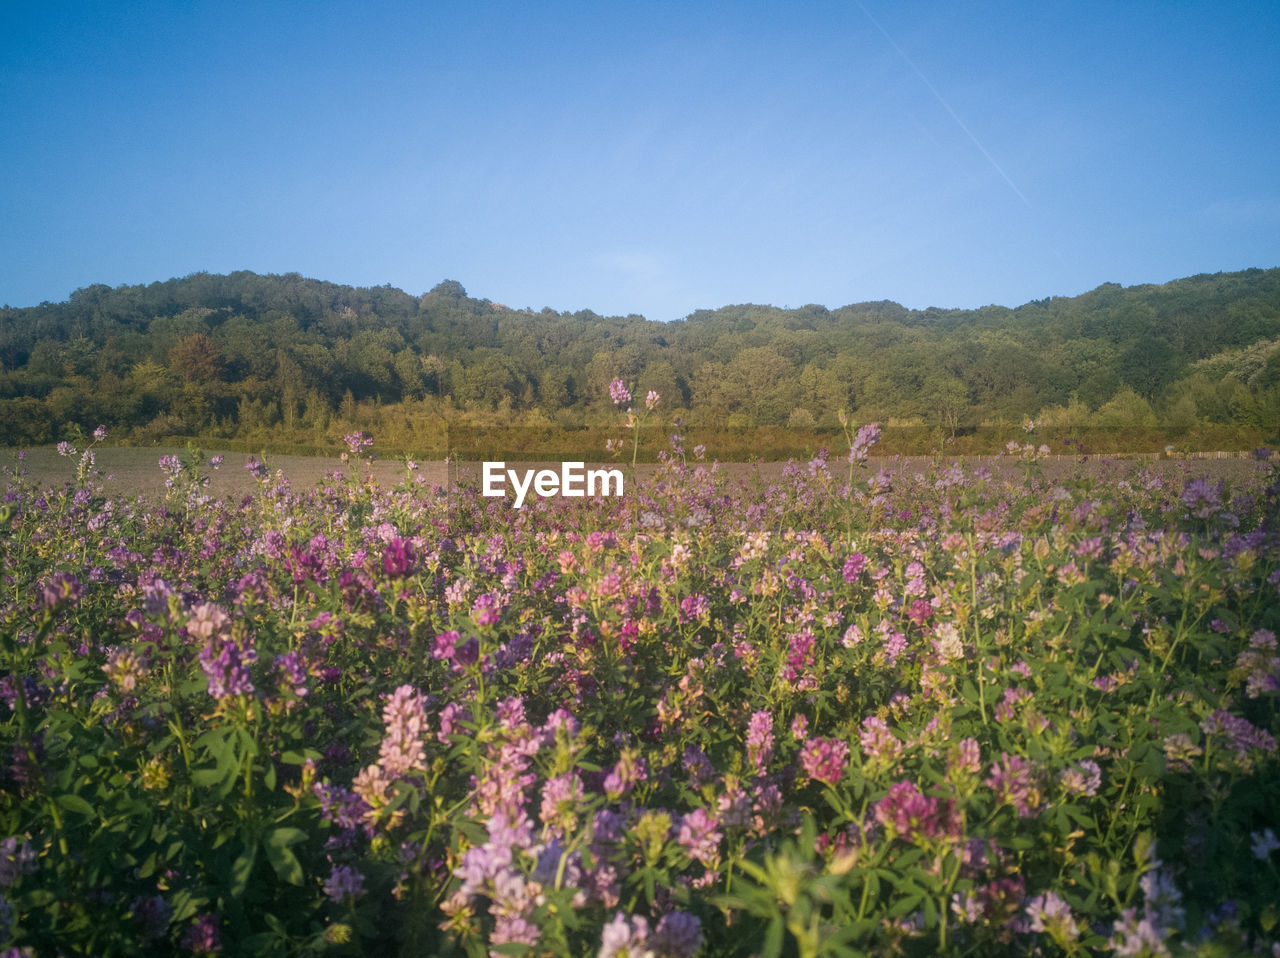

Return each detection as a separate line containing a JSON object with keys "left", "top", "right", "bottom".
{"left": 3, "top": 1, "right": 1278, "bottom": 320}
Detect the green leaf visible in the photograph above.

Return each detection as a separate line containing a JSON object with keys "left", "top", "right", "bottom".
{"left": 265, "top": 843, "right": 303, "bottom": 886}
{"left": 26, "top": 890, "right": 56, "bottom": 908}
{"left": 267, "top": 826, "right": 306, "bottom": 849}
{"left": 763, "top": 914, "right": 784, "bottom": 958}
{"left": 265, "top": 827, "right": 306, "bottom": 886}
{"left": 231, "top": 841, "right": 258, "bottom": 897}
{"left": 491, "top": 945, "right": 533, "bottom": 956}
{"left": 56, "top": 793, "right": 95, "bottom": 817}
{"left": 192, "top": 767, "right": 231, "bottom": 789}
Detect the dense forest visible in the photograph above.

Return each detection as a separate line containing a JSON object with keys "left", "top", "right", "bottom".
{"left": 3, "top": 267, "right": 1280, "bottom": 455}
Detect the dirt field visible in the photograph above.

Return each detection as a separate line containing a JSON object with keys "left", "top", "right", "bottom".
{"left": 2, "top": 445, "right": 1270, "bottom": 502}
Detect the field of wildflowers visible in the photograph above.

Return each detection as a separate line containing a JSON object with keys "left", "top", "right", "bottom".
{"left": 3, "top": 402, "right": 1280, "bottom": 956}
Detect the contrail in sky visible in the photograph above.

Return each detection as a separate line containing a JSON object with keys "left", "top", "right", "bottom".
{"left": 855, "top": 0, "right": 1034, "bottom": 210}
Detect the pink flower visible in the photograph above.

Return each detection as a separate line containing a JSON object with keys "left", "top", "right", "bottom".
{"left": 378, "top": 685, "right": 429, "bottom": 777}
{"left": 677, "top": 808, "right": 722, "bottom": 866}
{"left": 859, "top": 715, "right": 902, "bottom": 765}
{"left": 874, "top": 780, "right": 962, "bottom": 845}
{"left": 800, "top": 736, "right": 850, "bottom": 786}
{"left": 746, "top": 711, "right": 774, "bottom": 775}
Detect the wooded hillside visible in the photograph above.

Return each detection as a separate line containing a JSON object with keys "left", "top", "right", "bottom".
{"left": 3, "top": 268, "right": 1279, "bottom": 454}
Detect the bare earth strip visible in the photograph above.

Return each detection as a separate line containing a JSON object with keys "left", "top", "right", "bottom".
{"left": 2, "top": 446, "right": 1269, "bottom": 501}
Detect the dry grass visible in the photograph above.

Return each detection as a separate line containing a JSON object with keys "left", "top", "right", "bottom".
{"left": 3, "top": 445, "right": 1268, "bottom": 502}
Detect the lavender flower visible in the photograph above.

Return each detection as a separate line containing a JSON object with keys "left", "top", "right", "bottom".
{"left": 344, "top": 431, "right": 374, "bottom": 456}
{"left": 1059, "top": 759, "right": 1101, "bottom": 797}
{"left": 676, "top": 808, "right": 721, "bottom": 867}
{"left": 1025, "top": 890, "right": 1080, "bottom": 941}
{"left": 609, "top": 379, "right": 632, "bottom": 407}
{"left": 324, "top": 864, "right": 365, "bottom": 904}
{"left": 848, "top": 422, "right": 881, "bottom": 462}
{"left": 1251, "top": 828, "right": 1280, "bottom": 859}
{"left": 197, "top": 627, "right": 257, "bottom": 699}
{"left": 599, "top": 912, "right": 650, "bottom": 958}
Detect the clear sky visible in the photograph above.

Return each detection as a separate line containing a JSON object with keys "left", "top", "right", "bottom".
{"left": 3, "top": 1, "right": 1278, "bottom": 320}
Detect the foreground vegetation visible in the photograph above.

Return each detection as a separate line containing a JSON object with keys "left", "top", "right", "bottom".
{"left": 4, "top": 268, "right": 1280, "bottom": 454}
{"left": 2, "top": 405, "right": 1280, "bottom": 955}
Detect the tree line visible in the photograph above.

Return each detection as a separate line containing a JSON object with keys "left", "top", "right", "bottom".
{"left": 2, "top": 267, "right": 1280, "bottom": 454}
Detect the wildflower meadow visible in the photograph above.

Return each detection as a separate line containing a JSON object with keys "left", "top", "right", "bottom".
{"left": 2, "top": 393, "right": 1280, "bottom": 956}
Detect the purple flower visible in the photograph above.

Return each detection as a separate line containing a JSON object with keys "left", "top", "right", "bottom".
{"left": 381, "top": 537, "right": 417, "bottom": 578}
{"left": 0, "top": 839, "right": 37, "bottom": 886}
{"left": 313, "top": 783, "right": 370, "bottom": 830}
{"left": 344, "top": 431, "right": 374, "bottom": 456}
{"left": 36, "top": 571, "right": 83, "bottom": 611}
{"left": 132, "top": 893, "right": 170, "bottom": 940}
{"left": 609, "top": 379, "right": 632, "bottom": 407}
{"left": 323, "top": 864, "right": 364, "bottom": 904}
{"left": 471, "top": 591, "right": 502, "bottom": 627}
{"left": 603, "top": 750, "right": 647, "bottom": 798}
{"left": 274, "top": 651, "right": 308, "bottom": 698}
{"left": 453, "top": 637, "right": 480, "bottom": 667}
{"left": 842, "top": 553, "right": 867, "bottom": 583}
{"left": 181, "top": 913, "right": 221, "bottom": 955}
{"left": 432, "top": 629, "right": 460, "bottom": 661}
{"left": 196, "top": 617, "right": 257, "bottom": 699}
{"left": 1181, "top": 476, "right": 1223, "bottom": 518}
{"left": 1201, "top": 709, "right": 1277, "bottom": 757}
{"left": 986, "top": 752, "right": 1038, "bottom": 817}
{"left": 1109, "top": 907, "right": 1169, "bottom": 957}
{"left": 679, "top": 593, "right": 710, "bottom": 623}
{"left": 651, "top": 911, "right": 704, "bottom": 957}
{"left": 92, "top": 425, "right": 107, "bottom": 441}
{"left": 848, "top": 422, "right": 881, "bottom": 462}
{"left": 680, "top": 745, "right": 715, "bottom": 789}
